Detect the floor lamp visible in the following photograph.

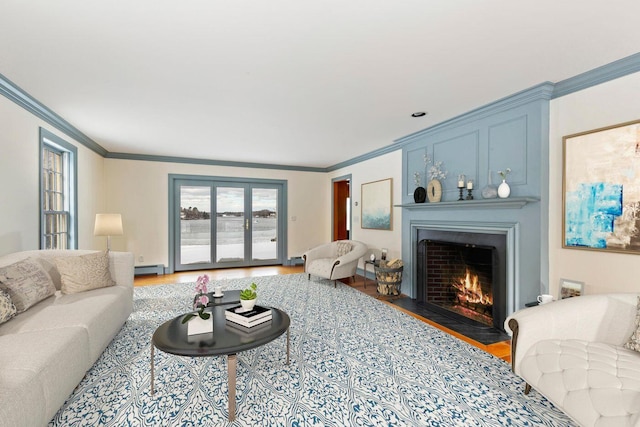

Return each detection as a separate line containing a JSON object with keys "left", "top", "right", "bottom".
{"left": 94, "top": 214, "right": 123, "bottom": 251}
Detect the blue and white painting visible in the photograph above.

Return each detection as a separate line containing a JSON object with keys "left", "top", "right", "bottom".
{"left": 565, "top": 183, "right": 623, "bottom": 248}
{"left": 564, "top": 120, "right": 640, "bottom": 253}
{"left": 361, "top": 178, "right": 392, "bottom": 230}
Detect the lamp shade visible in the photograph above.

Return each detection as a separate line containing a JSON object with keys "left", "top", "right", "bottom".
{"left": 94, "top": 214, "right": 123, "bottom": 236}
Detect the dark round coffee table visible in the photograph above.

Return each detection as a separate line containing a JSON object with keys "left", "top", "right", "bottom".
{"left": 151, "top": 305, "right": 290, "bottom": 421}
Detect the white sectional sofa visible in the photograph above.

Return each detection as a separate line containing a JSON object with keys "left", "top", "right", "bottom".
{"left": 506, "top": 293, "right": 640, "bottom": 427}
{"left": 0, "top": 250, "right": 134, "bottom": 427}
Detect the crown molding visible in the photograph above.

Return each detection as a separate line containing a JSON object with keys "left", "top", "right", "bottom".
{"left": 105, "top": 152, "right": 327, "bottom": 173}
{"left": 0, "top": 72, "right": 108, "bottom": 157}
{"left": 3, "top": 52, "right": 640, "bottom": 171}
{"left": 552, "top": 52, "right": 640, "bottom": 99}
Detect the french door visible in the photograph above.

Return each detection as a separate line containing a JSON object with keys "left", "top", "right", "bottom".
{"left": 170, "top": 175, "right": 286, "bottom": 272}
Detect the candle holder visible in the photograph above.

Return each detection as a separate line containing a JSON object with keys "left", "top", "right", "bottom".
{"left": 466, "top": 188, "right": 474, "bottom": 200}
{"left": 458, "top": 187, "right": 465, "bottom": 201}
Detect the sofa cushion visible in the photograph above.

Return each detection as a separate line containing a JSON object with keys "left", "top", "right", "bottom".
{"left": 336, "top": 241, "right": 352, "bottom": 257}
{"left": 0, "top": 328, "right": 91, "bottom": 426}
{"left": 520, "top": 339, "right": 640, "bottom": 426}
{"left": 55, "top": 250, "right": 115, "bottom": 294}
{"left": 0, "top": 289, "right": 16, "bottom": 324}
{"left": 0, "top": 257, "right": 56, "bottom": 313}
{"left": 624, "top": 296, "right": 640, "bottom": 353}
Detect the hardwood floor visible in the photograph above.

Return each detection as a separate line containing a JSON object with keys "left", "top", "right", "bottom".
{"left": 134, "top": 265, "right": 510, "bottom": 362}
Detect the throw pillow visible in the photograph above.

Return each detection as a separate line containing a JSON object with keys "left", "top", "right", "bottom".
{"left": 55, "top": 251, "right": 115, "bottom": 294}
{"left": 0, "top": 258, "right": 56, "bottom": 313}
{"left": 336, "top": 241, "right": 352, "bottom": 257}
{"left": 624, "top": 296, "right": 640, "bottom": 353}
{"left": 0, "top": 288, "right": 16, "bottom": 324}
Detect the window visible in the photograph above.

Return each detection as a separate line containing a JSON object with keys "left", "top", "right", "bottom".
{"left": 40, "top": 128, "right": 77, "bottom": 249}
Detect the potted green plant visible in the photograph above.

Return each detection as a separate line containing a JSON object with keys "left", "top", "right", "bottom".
{"left": 240, "top": 282, "right": 258, "bottom": 310}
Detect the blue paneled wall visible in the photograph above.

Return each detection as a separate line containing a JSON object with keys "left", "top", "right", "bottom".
{"left": 398, "top": 83, "right": 553, "bottom": 312}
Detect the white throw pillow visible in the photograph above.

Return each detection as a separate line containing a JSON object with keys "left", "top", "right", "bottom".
{"left": 55, "top": 251, "right": 116, "bottom": 294}
{"left": 624, "top": 296, "right": 640, "bottom": 353}
{"left": 0, "top": 257, "right": 56, "bottom": 312}
{"left": 0, "top": 288, "right": 16, "bottom": 324}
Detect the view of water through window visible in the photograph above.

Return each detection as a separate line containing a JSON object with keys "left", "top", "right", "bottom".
{"left": 179, "top": 185, "right": 277, "bottom": 265}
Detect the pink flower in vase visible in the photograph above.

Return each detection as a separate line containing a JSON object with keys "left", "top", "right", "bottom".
{"left": 196, "top": 294, "right": 209, "bottom": 308}
{"left": 195, "top": 274, "right": 210, "bottom": 294}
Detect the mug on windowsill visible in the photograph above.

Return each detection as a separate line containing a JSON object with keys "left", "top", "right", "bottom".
{"left": 537, "top": 294, "right": 553, "bottom": 305}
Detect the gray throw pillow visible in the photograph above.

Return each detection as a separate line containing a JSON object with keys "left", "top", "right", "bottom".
{"left": 55, "top": 251, "right": 115, "bottom": 294}
{"left": 0, "top": 257, "right": 56, "bottom": 313}
{"left": 624, "top": 296, "right": 640, "bottom": 353}
{"left": 0, "top": 288, "right": 16, "bottom": 324}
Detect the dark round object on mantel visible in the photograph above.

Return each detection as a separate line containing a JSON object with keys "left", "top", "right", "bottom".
{"left": 413, "top": 186, "right": 427, "bottom": 203}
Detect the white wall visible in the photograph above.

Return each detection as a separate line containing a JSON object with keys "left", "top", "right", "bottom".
{"left": 330, "top": 150, "right": 403, "bottom": 266}
{"left": 104, "top": 158, "right": 330, "bottom": 267}
{"left": 0, "top": 96, "right": 106, "bottom": 256}
{"left": 549, "top": 71, "right": 640, "bottom": 296}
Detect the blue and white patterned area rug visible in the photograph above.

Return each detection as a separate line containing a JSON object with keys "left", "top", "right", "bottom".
{"left": 50, "top": 274, "right": 575, "bottom": 426}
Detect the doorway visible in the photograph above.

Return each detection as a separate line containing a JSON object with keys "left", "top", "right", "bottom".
{"left": 169, "top": 175, "right": 287, "bottom": 272}
{"left": 332, "top": 175, "right": 351, "bottom": 241}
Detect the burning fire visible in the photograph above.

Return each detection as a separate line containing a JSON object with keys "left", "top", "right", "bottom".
{"left": 452, "top": 268, "right": 493, "bottom": 306}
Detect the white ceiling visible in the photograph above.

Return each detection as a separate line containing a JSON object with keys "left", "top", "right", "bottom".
{"left": 2, "top": 0, "right": 640, "bottom": 168}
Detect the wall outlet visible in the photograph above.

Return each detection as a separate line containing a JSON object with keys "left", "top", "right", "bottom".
{"left": 138, "top": 255, "right": 144, "bottom": 262}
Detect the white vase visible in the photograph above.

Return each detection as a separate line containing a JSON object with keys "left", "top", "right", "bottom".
{"left": 240, "top": 299, "right": 257, "bottom": 311}
{"left": 498, "top": 180, "right": 511, "bottom": 198}
{"left": 187, "top": 315, "right": 213, "bottom": 335}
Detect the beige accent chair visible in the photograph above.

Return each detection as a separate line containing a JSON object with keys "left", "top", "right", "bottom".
{"left": 303, "top": 240, "right": 368, "bottom": 287}
{"left": 505, "top": 293, "right": 640, "bottom": 427}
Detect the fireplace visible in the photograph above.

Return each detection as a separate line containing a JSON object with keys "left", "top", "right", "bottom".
{"left": 416, "top": 228, "right": 507, "bottom": 332}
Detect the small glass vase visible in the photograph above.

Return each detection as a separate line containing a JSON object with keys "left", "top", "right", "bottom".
{"left": 481, "top": 170, "right": 498, "bottom": 199}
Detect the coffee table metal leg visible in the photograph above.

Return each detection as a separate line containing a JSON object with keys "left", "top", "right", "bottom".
{"left": 150, "top": 342, "right": 155, "bottom": 396}
{"left": 286, "top": 327, "right": 290, "bottom": 365}
{"left": 228, "top": 354, "right": 237, "bottom": 421}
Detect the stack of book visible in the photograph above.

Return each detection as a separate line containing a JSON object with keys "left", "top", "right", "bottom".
{"left": 225, "top": 305, "right": 272, "bottom": 328}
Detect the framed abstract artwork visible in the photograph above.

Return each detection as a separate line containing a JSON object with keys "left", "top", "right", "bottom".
{"left": 563, "top": 119, "right": 640, "bottom": 253}
{"left": 361, "top": 178, "right": 392, "bottom": 230}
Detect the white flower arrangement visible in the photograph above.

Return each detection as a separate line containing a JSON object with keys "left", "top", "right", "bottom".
{"left": 413, "top": 172, "right": 422, "bottom": 188}
{"left": 424, "top": 154, "right": 448, "bottom": 181}
{"left": 498, "top": 168, "right": 512, "bottom": 180}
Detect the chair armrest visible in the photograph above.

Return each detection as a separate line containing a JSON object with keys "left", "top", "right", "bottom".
{"left": 506, "top": 293, "right": 638, "bottom": 374}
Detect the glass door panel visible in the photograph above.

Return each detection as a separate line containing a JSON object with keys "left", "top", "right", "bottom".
{"left": 216, "top": 186, "right": 245, "bottom": 264}
{"left": 180, "top": 186, "right": 212, "bottom": 265}
{"left": 252, "top": 187, "right": 278, "bottom": 261}
{"left": 172, "top": 176, "right": 285, "bottom": 272}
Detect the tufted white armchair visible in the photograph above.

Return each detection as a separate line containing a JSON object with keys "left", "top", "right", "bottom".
{"left": 302, "top": 240, "right": 368, "bottom": 287}
{"left": 505, "top": 293, "right": 640, "bottom": 427}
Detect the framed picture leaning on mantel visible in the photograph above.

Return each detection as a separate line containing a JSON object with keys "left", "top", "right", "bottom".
{"left": 361, "top": 178, "right": 392, "bottom": 230}
{"left": 563, "top": 119, "right": 640, "bottom": 254}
